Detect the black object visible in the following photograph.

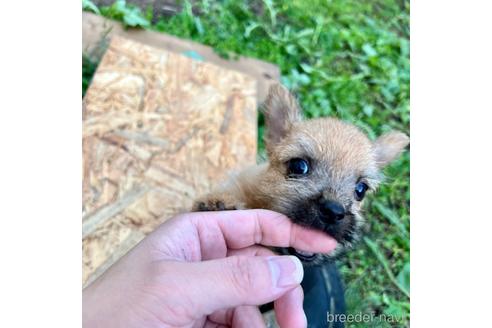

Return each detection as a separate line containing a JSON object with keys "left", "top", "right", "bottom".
{"left": 319, "top": 200, "right": 346, "bottom": 222}
{"left": 260, "top": 261, "right": 346, "bottom": 328}
{"left": 302, "top": 262, "right": 346, "bottom": 328}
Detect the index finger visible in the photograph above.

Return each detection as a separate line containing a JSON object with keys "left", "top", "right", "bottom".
{"left": 189, "top": 209, "right": 337, "bottom": 254}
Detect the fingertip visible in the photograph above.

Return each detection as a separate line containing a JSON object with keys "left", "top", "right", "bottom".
{"left": 274, "top": 286, "right": 306, "bottom": 328}
{"left": 293, "top": 224, "right": 338, "bottom": 253}
{"left": 322, "top": 235, "right": 338, "bottom": 253}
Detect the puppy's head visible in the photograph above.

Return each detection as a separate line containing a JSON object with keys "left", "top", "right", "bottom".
{"left": 261, "top": 84, "right": 409, "bottom": 265}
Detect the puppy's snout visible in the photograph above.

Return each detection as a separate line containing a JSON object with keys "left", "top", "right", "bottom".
{"left": 319, "top": 199, "right": 345, "bottom": 223}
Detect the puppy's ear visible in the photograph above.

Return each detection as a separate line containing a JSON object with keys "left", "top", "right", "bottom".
{"left": 373, "top": 131, "right": 409, "bottom": 167}
{"left": 262, "top": 84, "right": 302, "bottom": 149}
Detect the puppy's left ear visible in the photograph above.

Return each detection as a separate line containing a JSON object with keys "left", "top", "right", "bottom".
{"left": 262, "top": 84, "right": 302, "bottom": 150}
{"left": 373, "top": 131, "right": 409, "bottom": 167}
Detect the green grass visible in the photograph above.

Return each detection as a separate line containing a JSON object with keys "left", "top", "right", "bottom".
{"left": 83, "top": 1, "right": 410, "bottom": 326}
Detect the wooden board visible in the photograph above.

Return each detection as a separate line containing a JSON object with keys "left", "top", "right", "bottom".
{"left": 82, "top": 35, "right": 258, "bottom": 285}
{"left": 83, "top": 12, "right": 280, "bottom": 103}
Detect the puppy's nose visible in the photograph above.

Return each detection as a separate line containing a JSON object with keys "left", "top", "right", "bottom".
{"left": 320, "top": 200, "right": 345, "bottom": 222}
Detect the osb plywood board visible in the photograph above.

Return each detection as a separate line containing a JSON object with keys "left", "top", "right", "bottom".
{"left": 83, "top": 35, "right": 257, "bottom": 285}
{"left": 83, "top": 12, "right": 280, "bottom": 103}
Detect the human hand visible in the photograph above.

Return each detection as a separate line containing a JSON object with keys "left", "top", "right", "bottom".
{"left": 83, "top": 210, "right": 337, "bottom": 328}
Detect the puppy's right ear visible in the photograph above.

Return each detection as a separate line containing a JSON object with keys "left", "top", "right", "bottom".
{"left": 262, "top": 84, "right": 302, "bottom": 150}
{"left": 373, "top": 131, "right": 409, "bottom": 167}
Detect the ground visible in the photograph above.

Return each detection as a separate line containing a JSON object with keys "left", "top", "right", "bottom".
{"left": 83, "top": 1, "right": 410, "bottom": 326}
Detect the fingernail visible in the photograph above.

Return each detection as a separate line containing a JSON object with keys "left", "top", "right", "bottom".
{"left": 268, "top": 256, "right": 304, "bottom": 288}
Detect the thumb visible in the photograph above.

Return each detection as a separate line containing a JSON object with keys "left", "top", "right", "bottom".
{"left": 184, "top": 255, "right": 304, "bottom": 316}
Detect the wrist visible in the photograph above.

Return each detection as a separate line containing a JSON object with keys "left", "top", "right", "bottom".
{"left": 83, "top": 283, "right": 128, "bottom": 328}
{"left": 82, "top": 285, "right": 101, "bottom": 327}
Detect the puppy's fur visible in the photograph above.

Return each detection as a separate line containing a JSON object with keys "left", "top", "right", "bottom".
{"left": 193, "top": 84, "right": 409, "bottom": 265}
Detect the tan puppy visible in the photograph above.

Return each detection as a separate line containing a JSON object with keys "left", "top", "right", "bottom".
{"left": 193, "top": 84, "right": 409, "bottom": 265}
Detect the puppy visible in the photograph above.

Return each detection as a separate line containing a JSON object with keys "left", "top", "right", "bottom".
{"left": 193, "top": 84, "right": 409, "bottom": 265}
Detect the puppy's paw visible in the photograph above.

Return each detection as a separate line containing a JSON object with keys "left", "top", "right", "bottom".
{"left": 192, "top": 195, "right": 244, "bottom": 212}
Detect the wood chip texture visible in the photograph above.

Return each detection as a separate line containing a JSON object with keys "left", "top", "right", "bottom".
{"left": 82, "top": 36, "right": 257, "bottom": 284}
{"left": 83, "top": 12, "right": 280, "bottom": 103}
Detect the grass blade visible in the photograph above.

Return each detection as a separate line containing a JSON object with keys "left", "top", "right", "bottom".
{"left": 364, "top": 237, "right": 410, "bottom": 298}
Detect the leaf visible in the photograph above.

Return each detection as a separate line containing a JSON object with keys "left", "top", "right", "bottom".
{"left": 299, "top": 63, "right": 314, "bottom": 74}
{"left": 362, "top": 43, "right": 378, "bottom": 57}
{"left": 400, "top": 39, "right": 410, "bottom": 57}
{"left": 285, "top": 44, "right": 297, "bottom": 55}
{"left": 244, "top": 22, "right": 261, "bottom": 38}
{"left": 104, "top": 0, "right": 150, "bottom": 28}
{"left": 385, "top": 299, "right": 409, "bottom": 321}
{"left": 295, "top": 28, "right": 315, "bottom": 39}
{"left": 383, "top": 294, "right": 410, "bottom": 322}
{"left": 194, "top": 16, "right": 204, "bottom": 35}
{"left": 298, "top": 73, "right": 311, "bottom": 85}
{"left": 122, "top": 9, "right": 150, "bottom": 27}
{"left": 183, "top": 0, "right": 193, "bottom": 17}
{"left": 262, "top": 0, "right": 277, "bottom": 27}
{"left": 396, "top": 262, "right": 410, "bottom": 295}
{"left": 312, "top": 16, "right": 325, "bottom": 45}
{"left": 82, "top": 0, "right": 100, "bottom": 14}
{"left": 373, "top": 200, "right": 408, "bottom": 238}
{"left": 362, "top": 104, "right": 374, "bottom": 117}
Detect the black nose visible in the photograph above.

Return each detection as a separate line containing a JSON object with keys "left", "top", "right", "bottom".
{"left": 320, "top": 200, "right": 345, "bottom": 222}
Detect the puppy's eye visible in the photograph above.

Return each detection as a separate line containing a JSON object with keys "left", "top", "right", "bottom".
{"left": 354, "top": 182, "right": 369, "bottom": 201}
{"left": 287, "top": 158, "right": 310, "bottom": 176}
